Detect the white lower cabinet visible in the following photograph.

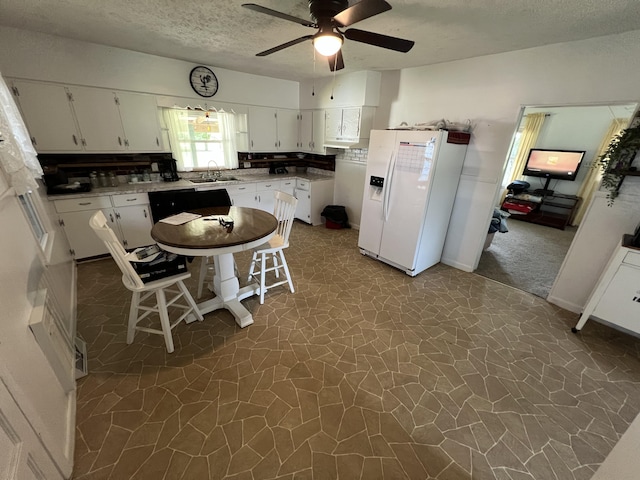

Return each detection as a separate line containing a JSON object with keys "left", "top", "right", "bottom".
{"left": 111, "top": 194, "right": 154, "bottom": 248}
{"left": 294, "top": 178, "right": 334, "bottom": 226}
{"left": 574, "top": 244, "right": 640, "bottom": 334}
{"left": 255, "top": 180, "right": 281, "bottom": 213}
{"left": 227, "top": 183, "right": 258, "bottom": 208}
{"left": 281, "top": 179, "right": 296, "bottom": 196}
{"left": 54, "top": 193, "right": 153, "bottom": 259}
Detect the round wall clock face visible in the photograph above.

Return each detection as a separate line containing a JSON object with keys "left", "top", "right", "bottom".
{"left": 189, "top": 66, "right": 218, "bottom": 97}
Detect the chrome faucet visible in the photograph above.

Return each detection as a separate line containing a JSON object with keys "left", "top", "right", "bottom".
{"left": 204, "top": 160, "right": 222, "bottom": 179}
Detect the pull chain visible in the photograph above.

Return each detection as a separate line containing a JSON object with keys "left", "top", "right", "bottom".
{"left": 312, "top": 48, "right": 316, "bottom": 96}
{"left": 330, "top": 54, "right": 338, "bottom": 100}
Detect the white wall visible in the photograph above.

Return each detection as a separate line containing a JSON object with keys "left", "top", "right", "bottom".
{"left": 375, "top": 29, "right": 640, "bottom": 288}
{"left": 0, "top": 26, "right": 300, "bottom": 109}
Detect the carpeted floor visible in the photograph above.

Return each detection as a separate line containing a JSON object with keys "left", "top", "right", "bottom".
{"left": 475, "top": 218, "right": 577, "bottom": 298}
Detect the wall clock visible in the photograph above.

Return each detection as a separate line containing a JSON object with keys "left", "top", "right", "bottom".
{"left": 189, "top": 66, "right": 218, "bottom": 97}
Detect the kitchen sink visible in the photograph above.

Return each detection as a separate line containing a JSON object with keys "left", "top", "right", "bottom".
{"left": 189, "top": 176, "right": 239, "bottom": 184}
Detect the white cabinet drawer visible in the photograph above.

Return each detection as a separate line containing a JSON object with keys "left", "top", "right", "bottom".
{"left": 281, "top": 179, "right": 296, "bottom": 191}
{"left": 255, "top": 180, "right": 281, "bottom": 191}
{"left": 226, "top": 183, "right": 256, "bottom": 195}
{"left": 111, "top": 193, "right": 149, "bottom": 207}
{"left": 623, "top": 251, "right": 640, "bottom": 268}
{"left": 296, "top": 179, "right": 310, "bottom": 191}
{"left": 54, "top": 196, "right": 111, "bottom": 213}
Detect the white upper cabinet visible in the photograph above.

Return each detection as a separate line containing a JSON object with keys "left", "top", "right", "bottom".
{"left": 325, "top": 106, "right": 375, "bottom": 144}
{"left": 11, "top": 80, "right": 82, "bottom": 152}
{"left": 116, "top": 92, "right": 163, "bottom": 151}
{"left": 11, "top": 79, "right": 164, "bottom": 153}
{"left": 68, "top": 86, "right": 126, "bottom": 151}
{"left": 248, "top": 107, "right": 278, "bottom": 152}
{"left": 299, "top": 109, "right": 326, "bottom": 154}
{"left": 248, "top": 107, "right": 300, "bottom": 152}
{"left": 276, "top": 109, "right": 300, "bottom": 151}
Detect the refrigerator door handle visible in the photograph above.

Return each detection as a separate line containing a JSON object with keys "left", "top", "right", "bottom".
{"left": 383, "top": 152, "right": 396, "bottom": 221}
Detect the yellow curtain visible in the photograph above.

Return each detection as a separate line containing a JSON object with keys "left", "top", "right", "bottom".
{"left": 501, "top": 112, "right": 547, "bottom": 202}
{"left": 572, "top": 118, "right": 628, "bottom": 225}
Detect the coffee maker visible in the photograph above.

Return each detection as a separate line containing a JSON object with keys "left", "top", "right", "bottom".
{"left": 158, "top": 158, "right": 180, "bottom": 182}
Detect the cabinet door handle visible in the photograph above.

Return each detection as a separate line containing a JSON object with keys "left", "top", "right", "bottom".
{"left": 78, "top": 202, "right": 92, "bottom": 206}
{"left": 72, "top": 134, "right": 78, "bottom": 145}
{"left": 265, "top": 184, "right": 272, "bottom": 188}
{"left": 251, "top": 140, "right": 254, "bottom": 148}
{"left": 118, "top": 136, "right": 122, "bottom": 146}
{"left": 116, "top": 212, "right": 121, "bottom": 219}
{"left": 124, "top": 139, "right": 129, "bottom": 147}
{"left": 143, "top": 209, "right": 148, "bottom": 218}
{"left": 127, "top": 198, "right": 137, "bottom": 202}
{"left": 109, "top": 213, "right": 115, "bottom": 223}
{"left": 30, "top": 136, "right": 37, "bottom": 146}
{"left": 156, "top": 137, "right": 160, "bottom": 146}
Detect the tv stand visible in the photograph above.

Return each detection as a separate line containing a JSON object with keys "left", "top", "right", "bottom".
{"left": 501, "top": 192, "right": 581, "bottom": 230}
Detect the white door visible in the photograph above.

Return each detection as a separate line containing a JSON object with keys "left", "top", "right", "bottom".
{"left": 340, "top": 107, "right": 361, "bottom": 139}
{"left": 248, "top": 107, "right": 277, "bottom": 151}
{"left": 311, "top": 109, "right": 326, "bottom": 153}
{"left": 378, "top": 131, "right": 439, "bottom": 270}
{"left": 358, "top": 130, "right": 396, "bottom": 254}
{"left": 117, "top": 92, "right": 163, "bottom": 151}
{"left": 116, "top": 205, "right": 154, "bottom": 249}
{"left": 12, "top": 81, "right": 82, "bottom": 152}
{"left": 60, "top": 209, "right": 116, "bottom": 258}
{"left": 299, "top": 110, "right": 313, "bottom": 151}
{"left": 324, "top": 108, "right": 343, "bottom": 141}
{"left": 276, "top": 109, "right": 299, "bottom": 151}
{"left": 69, "top": 87, "right": 126, "bottom": 151}
{"left": 0, "top": 381, "right": 63, "bottom": 480}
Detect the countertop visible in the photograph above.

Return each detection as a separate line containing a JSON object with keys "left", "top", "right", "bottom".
{"left": 47, "top": 171, "right": 334, "bottom": 200}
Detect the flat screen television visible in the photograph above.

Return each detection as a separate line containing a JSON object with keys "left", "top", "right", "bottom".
{"left": 522, "top": 148, "right": 586, "bottom": 195}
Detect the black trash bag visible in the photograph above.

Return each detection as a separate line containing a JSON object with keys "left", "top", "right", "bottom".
{"left": 506, "top": 180, "right": 530, "bottom": 195}
{"left": 321, "top": 205, "right": 350, "bottom": 229}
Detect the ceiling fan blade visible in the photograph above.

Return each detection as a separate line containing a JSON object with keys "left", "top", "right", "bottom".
{"left": 333, "top": 0, "right": 391, "bottom": 27}
{"left": 242, "top": 3, "right": 315, "bottom": 27}
{"left": 256, "top": 35, "right": 313, "bottom": 56}
{"left": 344, "top": 28, "right": 414, "bottom": 52}
{"left": 327, "top": 50, "right": 345, "bottom": 72}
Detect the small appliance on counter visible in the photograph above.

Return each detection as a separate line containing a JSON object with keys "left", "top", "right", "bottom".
{"left": 158, "top": 158, "right": 180, "bottom": 182}
{"left": 269, "top": 165, "right": 288, "bottom": 175}
{"left": 43, "top": 169, "right": 92, "bottom": 195}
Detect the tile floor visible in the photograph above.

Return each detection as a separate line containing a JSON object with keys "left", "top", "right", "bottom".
{"left": 73, "top": 223, "right": 640, "bottom": 480}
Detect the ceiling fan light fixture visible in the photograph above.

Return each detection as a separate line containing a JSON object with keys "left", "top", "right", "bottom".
{"left": 313, "top": 31, "right": 343, "bottom": 56}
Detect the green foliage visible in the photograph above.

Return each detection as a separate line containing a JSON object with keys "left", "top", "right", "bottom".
{"left": 597, "top": 124, "right": 640, "bottom": 205}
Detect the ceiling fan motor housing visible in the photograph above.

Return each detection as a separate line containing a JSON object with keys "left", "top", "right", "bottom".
{"left": 308, "top": 0, "right": 349, "bottom": 23}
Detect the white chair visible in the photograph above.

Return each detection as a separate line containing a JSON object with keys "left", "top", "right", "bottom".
{"left": 248, "top": 191, "right": 299, "bottom": 304}
{"left": 89, "top": 211, "right": 203, "bottom": 353}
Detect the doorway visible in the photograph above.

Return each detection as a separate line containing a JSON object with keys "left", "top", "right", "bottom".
{"left": 475, "top": 103, "right": 637, "bottom": 298}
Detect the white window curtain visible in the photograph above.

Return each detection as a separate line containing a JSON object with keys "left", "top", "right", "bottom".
{"left": 0, "top": 72, "right": 43, "bottom": 194}
{"left": 162, "top": 108, "right": 238, "bottom": 171}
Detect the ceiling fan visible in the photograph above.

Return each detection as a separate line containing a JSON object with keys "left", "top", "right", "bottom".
{"left": 242, "top": 0, "right": 414, "bottom": 72}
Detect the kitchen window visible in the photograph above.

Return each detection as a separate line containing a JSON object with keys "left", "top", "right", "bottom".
{"left": 163, "top": 108, "right": 238, "bottom": 171}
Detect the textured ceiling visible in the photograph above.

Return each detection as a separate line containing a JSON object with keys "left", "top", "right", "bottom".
{"left": 2, "top": 0, "right": 640, "bottom": 81}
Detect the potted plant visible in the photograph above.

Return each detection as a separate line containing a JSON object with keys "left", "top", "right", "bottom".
{"left": 598, "top": 124, "right": 640, "bottom": 204}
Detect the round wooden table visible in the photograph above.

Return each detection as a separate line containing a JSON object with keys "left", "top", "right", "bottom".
{"left": 151, "top": 206, "right": 278, "bottom": 328}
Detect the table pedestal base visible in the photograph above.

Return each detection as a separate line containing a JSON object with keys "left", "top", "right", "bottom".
{"left": 186, "top": 253, "right": 260, "bottom": 328}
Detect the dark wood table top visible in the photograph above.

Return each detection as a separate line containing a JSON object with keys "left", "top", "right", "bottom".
{"left": 151, "top": 206, "right": 278, "bottom": 251}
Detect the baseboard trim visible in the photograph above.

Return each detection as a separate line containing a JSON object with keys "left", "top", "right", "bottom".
{"left": 441, "top": 257, "right": 474, "bottom": 272}
{"left": 546, "top": 295, "right": 582, "bottom": 314}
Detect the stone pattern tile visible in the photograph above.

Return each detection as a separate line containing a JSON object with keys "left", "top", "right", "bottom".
{"left": 73, "top": 224, "right": 640, "bottom": 479}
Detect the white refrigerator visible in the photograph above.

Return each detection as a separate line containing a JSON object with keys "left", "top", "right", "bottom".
{"left": 358, "top": 129, "right": 469, "bottom": 276}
